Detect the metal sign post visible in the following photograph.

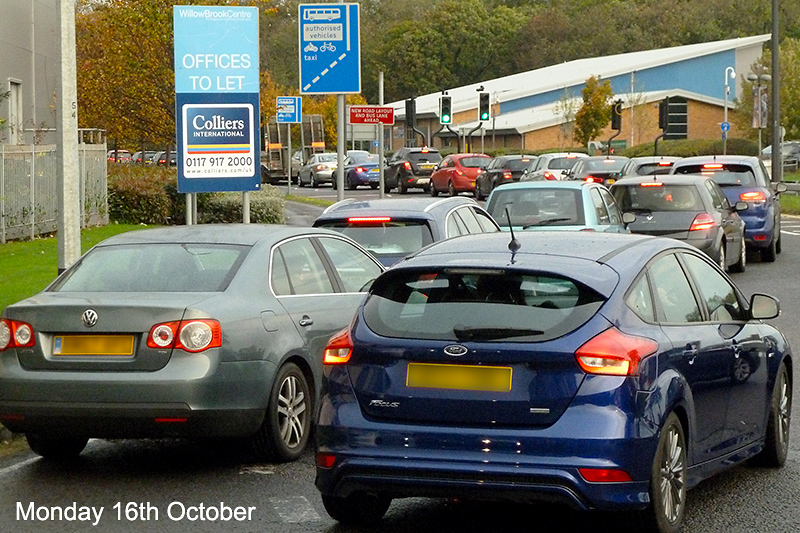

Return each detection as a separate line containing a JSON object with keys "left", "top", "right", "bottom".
{"left": 277, "top": 96, "right": 302, "bottom": 194}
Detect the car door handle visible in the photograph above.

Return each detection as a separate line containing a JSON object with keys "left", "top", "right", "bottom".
{"left": 682, "top": 343, "right": 699, "bottom": 363}
{"left": 298, "top": 315, "right": 314, "bottom": 327}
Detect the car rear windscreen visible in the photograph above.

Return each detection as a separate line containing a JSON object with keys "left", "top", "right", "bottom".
{"left": 673, "top": 164, "right": 757, "bottom": 187}
{"left": 364, "top": 269, "right": 604, "bottom": 342}
{"left": 317, "top": 221, "right": 434, "bottom": 258}
{"left": 549, "top": 157, "right": 582, "bottom": 170}
{"left": 612, "top": 184, "right": 703, "bottom": 212}
{"left": 408, "top": 152, "right": 442, "bottom": 164}
{"left": 52, "top": 244, "right": 249, "bottom": 292}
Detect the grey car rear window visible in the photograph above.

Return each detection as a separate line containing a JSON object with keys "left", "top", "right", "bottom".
{"left": 363, "top": 269, "right": 604, "bottom": 342}
{"left": 52, "top": 244, "right": 248, "bottom": 293}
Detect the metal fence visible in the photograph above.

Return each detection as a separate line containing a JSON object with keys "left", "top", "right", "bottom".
{"left": 0, "top": 143, "right": 108, "bottom": 243}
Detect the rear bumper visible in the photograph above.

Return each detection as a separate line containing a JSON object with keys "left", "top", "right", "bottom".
{"left": 315, "top": 379, "right": 659, "bottom": 511}
{"left": 0, "top": 355, "right": 275, "bottom": 438}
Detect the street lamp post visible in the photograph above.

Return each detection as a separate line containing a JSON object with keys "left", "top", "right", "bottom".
{"left": 723, "top": 66, "right": 736, "bottom": 155}
{"left": 747, "top": 73, "right": 772, "bottom": 155}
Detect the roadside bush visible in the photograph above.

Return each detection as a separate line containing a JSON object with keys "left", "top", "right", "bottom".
{"left": 108, "top": 165, "right": 285, "bottom": 225}
{"left": 200, "top": 188, "right": 285, "bottom": 224}
{"left": 621, "top": 138, "right": 759, "bottom": 158}
{"left": 108, "top": 165, "right": 174, "bottom": 224}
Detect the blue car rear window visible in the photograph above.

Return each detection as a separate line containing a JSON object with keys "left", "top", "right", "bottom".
{"left": 364, "top": 269, "right": 604, "bottom": 342}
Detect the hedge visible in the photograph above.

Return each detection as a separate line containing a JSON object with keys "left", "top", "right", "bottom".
{"left": 108, "top": 165, "right": 285, "bottom": 225}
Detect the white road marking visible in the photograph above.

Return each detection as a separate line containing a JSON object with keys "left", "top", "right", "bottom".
{"left": 268, "top": 496, "right": 321, "bottom": 523}
{"left": 239, "top": 465, "right": 275, "bottom": 475}
{"left": 0, "top": 456, "right": 39, "bottom": 477}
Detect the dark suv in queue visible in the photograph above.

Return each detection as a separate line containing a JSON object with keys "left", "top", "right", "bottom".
{"left": 384, "top": 147, "right": 443, "bottom": 194}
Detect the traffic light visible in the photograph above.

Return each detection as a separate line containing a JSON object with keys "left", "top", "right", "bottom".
{"left": 479, "top": 92, "right": 491, "bottom": 121}
{"left": 610, "top": 99, "right": 622, "bottom": 130}
{"left": 658, "top": 98, "right": 670, "bottom": 131}
{"left": 439, "top": 96, "right": 452, "bottom": 124}
{"left": 405, "top": 98, "right": 416, "bottom": 127}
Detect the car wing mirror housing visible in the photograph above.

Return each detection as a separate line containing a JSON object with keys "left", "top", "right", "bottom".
{"left": 775, "top": 182, "right": 788, "bottom": 194}
{"left": 622, "top": 212, "right": 636, "bottom": 225}
{"left": 734, "top": 201, "right": 749, "bottom": 212}
{"left": 750, "top": 293, "right": 780, "bottom": 320}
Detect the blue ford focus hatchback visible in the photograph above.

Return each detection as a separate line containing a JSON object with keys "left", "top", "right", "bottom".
{"left": 315, "top": 231, "right": 791, "bottom": 532}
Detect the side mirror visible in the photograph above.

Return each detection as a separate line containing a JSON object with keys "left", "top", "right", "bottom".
{"left": 622, "top": 212, "right": 636, "bottom": 225}
{"left": 750, "top": 293, "right": 780, "bottom": 320}
{"left": 775, "top": 182, "right": 788, "bottom": 194}
{"left": 734, "top": 201, "right": 749, "bottom": 212}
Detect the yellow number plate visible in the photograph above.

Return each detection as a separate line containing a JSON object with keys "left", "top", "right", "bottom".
{"left": 406, "top": 362, "right": 512, "bottom": 392}
{"left": 53, "top": 335, "right": 134, "bottom": 356}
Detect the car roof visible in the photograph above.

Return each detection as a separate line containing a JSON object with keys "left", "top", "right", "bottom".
{"left": 612, "top": 174, "right": 707, "bottom": 186}
{"left": 486, "top": 180, "right": 600, "bottom": 192}
{"left": 317, "top": 196, "right": 479, "bottom": 219}
{"left": 393, "top": 231, "right": 688, "bottom": 296}
{"left": 538, "top": 152, "right": 588, "bottom": 159}
{"left": 628, "top": 156, "right": 681, "bottom": 164}
{"left": 93, "top": 224, "right": 342, "bottom": 247}
{"left": 672, "top": 154, "right": 760, "bottom": 166}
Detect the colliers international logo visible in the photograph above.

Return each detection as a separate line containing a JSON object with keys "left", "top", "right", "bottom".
{"left": 181, "top": 103, "right": 255, "bottom": 178}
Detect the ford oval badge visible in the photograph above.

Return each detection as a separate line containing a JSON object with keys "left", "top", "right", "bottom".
{"left": 444, "top": 345, "right": 468, "bottom": 357}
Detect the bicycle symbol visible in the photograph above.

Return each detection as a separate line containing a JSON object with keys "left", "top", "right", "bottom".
{"left": 319, "top": 42, "right": 336, "bottom": 52}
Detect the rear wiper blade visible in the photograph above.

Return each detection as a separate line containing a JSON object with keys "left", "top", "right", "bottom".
{"left": 524, "top": 217, "right": 572, "bottom": 228}
{"left": 453, "top": 325, "right": 544, "bottom": 341}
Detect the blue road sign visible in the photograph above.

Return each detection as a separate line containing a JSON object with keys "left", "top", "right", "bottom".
{"left": 298, "top": 3, "right": 360, "bottom": 94}
{"left": 276, "top": 96, "right": 302, "bottom": 123}
{"left": 721, "top": 121, "right": 731, "bottom": 132}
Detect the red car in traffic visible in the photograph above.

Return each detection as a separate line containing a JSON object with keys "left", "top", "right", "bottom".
{"left": 429, "top": 153, "right": 491, "bottom": 197}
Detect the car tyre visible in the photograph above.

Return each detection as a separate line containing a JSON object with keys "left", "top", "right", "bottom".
{"left": 26, "top": 434, "right": 88, "bottom": 460}
{"left": 298, "top": 175, "right": 305, "bottom": 188}
{"left": 311, "top": 174, "right": 320, "bottom": 188}
{"left": 249, "top": 362, "right": 311, "bottom": 463}
{"left": 397, "top": 174, "right": 408, "bottom": 194}
{"left": 776, "top": 231, "right": 782, "bottom": 254}
{"left": 749, "top": 361, "right": 791, "bottom": 467}
{"left": 348, "top": 178, "right": 357, "bottom": 191}
{"left": 729, "top": 237, "right": 746, "bottom": 273}
{"left": 448, "top": 181, "right": 456, "bottom": 197}
{"left": 430, "top": 182, "right": 439, "bottom": 197}
{"left": 633, "top": 412, "right": 686, "bottom": 533}
{"left": 475, "top": 181, "right": 486, "bottom": 201}
{"left": 321, "top": 493, "right": 391, "bottom": 525}
{"left": 717, "top": 242, "right": 726, "bottom": 272}
{"left": 761, "top": 236, "right": 777, "bottom": 262}
{"left": 370, "top": 184, "right": 378, "bottom": 190}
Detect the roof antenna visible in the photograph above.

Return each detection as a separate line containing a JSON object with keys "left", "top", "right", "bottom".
{"left": 504, "top": 206, "right": 521, "bottom": 257}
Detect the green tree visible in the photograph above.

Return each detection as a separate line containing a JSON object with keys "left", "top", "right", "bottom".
{"left": 574, "top": 76, "right": 614, "bottom": 146}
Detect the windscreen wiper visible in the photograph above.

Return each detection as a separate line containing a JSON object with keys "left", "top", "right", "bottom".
{"left": 453, "top": 325, "right": 544, "bottom": 341}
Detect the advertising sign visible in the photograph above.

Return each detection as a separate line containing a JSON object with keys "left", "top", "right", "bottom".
{"left": 174, "top": 6, "right": 260, "bottom": 193}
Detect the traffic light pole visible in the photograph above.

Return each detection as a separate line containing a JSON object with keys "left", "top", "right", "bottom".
{"left": 465, "top": 123, "right": 483, "bottom": 153}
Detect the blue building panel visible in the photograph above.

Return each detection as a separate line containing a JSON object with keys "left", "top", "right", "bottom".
{"left": 499, "top": 49, "right": 738, "bottom": 115}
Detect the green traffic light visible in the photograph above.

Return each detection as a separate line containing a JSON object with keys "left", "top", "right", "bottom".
{"left": 442, "top": 114, "right": 451, "bottom": 123}
{"left": 481, "top": 112, "right": 489, "bottom": 120}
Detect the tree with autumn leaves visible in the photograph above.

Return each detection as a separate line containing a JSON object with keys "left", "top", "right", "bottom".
{"left": 573, "top": 76, "right": 614, "bottom": 147}
{"left": 75, "top": 0, "right": 365, "bottom": 150}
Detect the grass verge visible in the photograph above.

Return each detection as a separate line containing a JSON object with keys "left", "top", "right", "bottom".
{"left": 0, "top": 223, "right": 155, "bottom": 312}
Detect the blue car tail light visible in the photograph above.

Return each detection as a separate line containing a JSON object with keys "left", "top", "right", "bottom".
{"left": 575, "top": 327, "right": 658, "bottom": 376}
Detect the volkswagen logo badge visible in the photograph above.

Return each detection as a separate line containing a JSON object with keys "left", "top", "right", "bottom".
{"left": 82, "top": 309, "right": 99, "bottom": 328}
{"left": 444, "top": 345, "right": 468, "bottom": 357}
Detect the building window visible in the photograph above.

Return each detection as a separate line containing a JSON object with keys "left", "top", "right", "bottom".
{"left": 8, "top": 79, "right": 22, "bottom": 144}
